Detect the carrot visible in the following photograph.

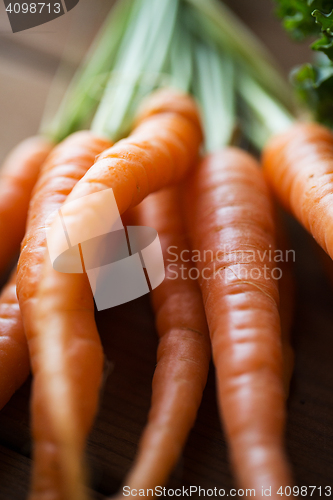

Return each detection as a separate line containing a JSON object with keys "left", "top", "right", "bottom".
{"left": 31, "top": 88, "right": 202, "bottom": 499}
{"left": 0, "top": 269, "right": 29, "bottom": 409}
{"left": 16, "top": 131, "right": 112, "bottom": 500}
{"left": 0, "top": 136, "right": 52, "bottom": 274}
{"left": 262, "top": 122, "right": 333, "bottom": 261}
{"left": 116, "top": 187, "right": 210, "bottom": 495}
{"left": 184, "top": 148, "right": 293, "bottom": 498}
{"left": 0, "top": 137, "right": 52, "bottom": 409}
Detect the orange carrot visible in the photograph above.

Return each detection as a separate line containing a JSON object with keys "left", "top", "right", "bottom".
{"left": 262, "top": 122, "right": 333, "bottom": 260}
{"left": 0, "top": 136, "right": 52, "bottom": 274}
{"left": 117, "top": 187, "right": 210, "bottom": 495}
{"left": 0, "top": 269, "right": 29, "bottom": 409}
{"left": 184, "top": 148, "right": 293, "bottom": 498}
{"left": 31, "top": 88, "right": 202, "bottom": 499}
{"left": 15, "top": 131, "right": 112, "bottom": 500}
{"left": 54, "top": 89, "right": 202, "bottom": 236}
{"left": 0, "top": 137, "right": 52, "bottom": 409}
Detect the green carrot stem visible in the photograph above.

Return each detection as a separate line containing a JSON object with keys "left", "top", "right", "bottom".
{"left": 192, "top": 40, "right": 235, "bottom": 152}
{"left": 91, "top": 0, "right": 179, "bottom": 141}
{"left": 238, "top": 73, "right": 294, "bottom": 147}
{"left": 42, "top": 0, "right": 133, "bottom": 143}
{"left": 42, "top": 0, "right": 296, "bottom": 153}
{"left": 184, "top": 0, "right": 294, "bottom": 112}
{"left": 167, "top": 10, "right": 193, "bottom": 93}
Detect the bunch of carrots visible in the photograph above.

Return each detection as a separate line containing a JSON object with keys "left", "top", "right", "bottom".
{"left": 1, "top": 0, "right": 333, "bottom": 498}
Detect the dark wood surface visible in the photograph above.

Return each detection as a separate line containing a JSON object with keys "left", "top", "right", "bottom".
{"left": 0, "top": 1, "right": 333, "bottom": 499}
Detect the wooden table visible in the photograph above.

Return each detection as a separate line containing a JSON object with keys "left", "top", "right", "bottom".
{"left": 0, "top": 1, "right": 332, "bottom": 498}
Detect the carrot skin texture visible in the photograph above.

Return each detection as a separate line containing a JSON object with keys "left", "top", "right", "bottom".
{"left": 0, "top": 136, "right": 52, "bottom": 274}
{"left": 0, "top": 137, "right": 52, "bottom": 408}
{"left": 16, "top": 131, "right": 112, "bottom": 500}
{"left": 118, "top": 188, "right": 210, "bottom": 494}
{"left": 0, "top": 269, "right": 29, "bottom": 409}
{"left": 56, "top": 89, "right": 202, "bottom": 239}
{"left": 184, "top": 149, "right": 292, "bottom": 497}
{"left": 263, "top": 122, "right": 333, "bottom": 260}
{"left": 33, "top": 89, "right": 201, "bottom": 499}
